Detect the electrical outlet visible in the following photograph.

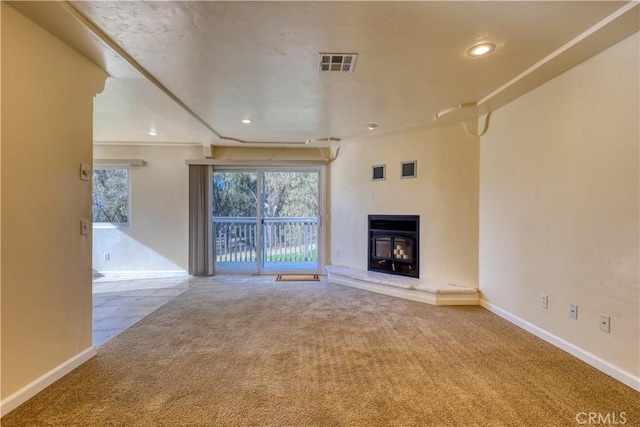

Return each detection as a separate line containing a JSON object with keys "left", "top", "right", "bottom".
{"left": 540, "top": 295, "right": 548, "bottom": 309}
{"left": 600, "top": 314, "right": 610, "bottom": 332}
{"left": 569, "top": 304, "right": 578, "bottom": 319}
{"left": 104, "top": 252, "right": 110, "bottom": 261}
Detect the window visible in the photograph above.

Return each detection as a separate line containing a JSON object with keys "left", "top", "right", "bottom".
{"left": 93, "top": 167, "right": 130, "bottom": 225}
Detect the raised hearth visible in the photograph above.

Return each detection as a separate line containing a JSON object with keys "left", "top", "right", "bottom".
{"left": 327, "top": 265, "right": 479, "bottom": 306}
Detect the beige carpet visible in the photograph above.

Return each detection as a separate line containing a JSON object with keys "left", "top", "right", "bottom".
{"left": 2, "top": 278, "right": 638, "bottom": 426}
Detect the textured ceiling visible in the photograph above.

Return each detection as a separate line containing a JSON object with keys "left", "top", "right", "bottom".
{"left": 11, "top": 1, "right": 639, "bottom": 147}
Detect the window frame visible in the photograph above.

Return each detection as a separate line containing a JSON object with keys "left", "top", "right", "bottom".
{"left": 92, "top": 165, "right": 131, "bottom": 228}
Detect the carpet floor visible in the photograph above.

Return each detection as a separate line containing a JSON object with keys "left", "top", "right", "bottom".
{"left": 2, "top": 277, "right": 638, "bottom": 426}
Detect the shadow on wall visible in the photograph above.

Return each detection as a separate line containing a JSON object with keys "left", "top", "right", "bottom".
{"left": 92, "top": 144, "right": 204, "bottom": 276}
{"left": 92, "top": 269, "right": 105, "bottom": 278}
{"left": 92, "top": 227, "right": 186, "bottom": 275}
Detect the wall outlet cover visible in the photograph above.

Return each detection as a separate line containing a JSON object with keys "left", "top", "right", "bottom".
{"left": 569, "top": 304, "right": 578, "bottom": 319}
{"left": 599, "top": 314, "right": 610, "bottom": 332}
{"left": 540, "top": 295, "right": 548, "bottom": 309}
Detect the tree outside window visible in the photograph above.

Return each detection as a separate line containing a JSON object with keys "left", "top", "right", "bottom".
{"left": 93, "top": 167, "right": 129, "bottom": 224}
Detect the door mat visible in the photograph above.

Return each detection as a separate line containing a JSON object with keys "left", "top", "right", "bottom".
{"left": 276, "top": 274, "right": 320, "bottom": 282}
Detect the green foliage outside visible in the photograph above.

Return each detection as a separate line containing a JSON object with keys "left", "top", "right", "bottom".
{"left": 262, "top": 171, "right": 318, "bottom": 218}
{"left": 212, "top": 172, "right": 257, "bottom": 217}
{"left": 212, "top": 171, "right": 318, "bottom": 218}
{"left": 265, "top": 249, "right": 317, "bottom": 262}
{"left": 93, "top": 168, "right": 129, "bottom": 223}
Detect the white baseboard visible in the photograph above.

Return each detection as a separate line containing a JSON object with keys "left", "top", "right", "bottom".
{"left": 93, "top": 270, "right": 187, "bottom": 278}
{"left": 480, "top": 300, "right": 640, "bottom": 392}
{"left": 0, "top": 346, "right": 98, "bottom": 417}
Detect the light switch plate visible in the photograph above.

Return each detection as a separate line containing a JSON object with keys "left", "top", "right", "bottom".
{"left": 81, "top": 220, "right": 90, "bottom": 235}
{"left": 80, "top": 163, "right": 91, "bottom": 181}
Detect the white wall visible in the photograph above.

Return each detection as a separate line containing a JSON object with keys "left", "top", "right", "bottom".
{"left": 479, "top": 33, "right": 639, "bottom": 382}
{"left": 93, "top": 144, "right": 204, "bottom": 275}
{"left": 330, "top": 123, "right": 479, "bottom": 287}
{"left": 1, "top": 3, "right": 107, "bottom": 401}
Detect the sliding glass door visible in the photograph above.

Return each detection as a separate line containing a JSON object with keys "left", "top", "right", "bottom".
{"left": 212, "top": 167, "right": 322, "bottom": 274}
{"left": 212, "top": 171, "right": 258, "bottom": 272}
{"left": 261, "top": 171, "right": 319, "bottom": 272}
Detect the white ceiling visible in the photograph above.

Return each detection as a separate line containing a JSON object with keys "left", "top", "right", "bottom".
{"left": 11, "top": 1, "right": 639, "bottom": 147}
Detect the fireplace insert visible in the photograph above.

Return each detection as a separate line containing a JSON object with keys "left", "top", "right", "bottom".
{"left": 368, "top": 214, "right": 419, "bottom": 278}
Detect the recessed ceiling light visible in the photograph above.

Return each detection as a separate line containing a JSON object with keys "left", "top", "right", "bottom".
{"left": 148, "top": 130, "right": 158, "bottom": 136}
{"left": 367, "top": 123, "right": 378, "bottom": 130}
{"left": 242, "top": 118, "right": 252, "bottom": 124}
{"left": 467, "top": 43, "right": 496, "bottom": 57}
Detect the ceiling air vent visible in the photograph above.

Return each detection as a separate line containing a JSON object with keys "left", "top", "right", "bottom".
{"left": 319, "top": 53, "right": 357, "bottom": 72}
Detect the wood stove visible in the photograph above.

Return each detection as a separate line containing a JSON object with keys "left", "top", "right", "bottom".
{"left": 368, "top": 214, "right": 419, "bottom": 278}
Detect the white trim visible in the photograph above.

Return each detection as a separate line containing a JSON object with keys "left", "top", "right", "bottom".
{"left": 480, "top": 300, "right": 640, "bottom": 392}
{"left": 94, "top": 158, "right": 146, "bottom": 167}
{"left": 92, "top": 270, "right": 187, "bottom": 277}
{"left": 186, "top": 159, "right": 328, "bottom": 166}
{"left": 478, "top": 1, "right": 639, "bottom": 107}
{"left": 0, "top": 346, "right": 97, "bottom": 416}
{"left": 94, "top": 141, "right": 203, "bottom": 147}
{"left": 92, "top": 222, "right": 129, "bottom": 229}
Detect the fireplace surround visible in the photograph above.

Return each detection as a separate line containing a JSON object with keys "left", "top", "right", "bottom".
{"left": 368, "top": 214, "right": 419, "bottom": 278}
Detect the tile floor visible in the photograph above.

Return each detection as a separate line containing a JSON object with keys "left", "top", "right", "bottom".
{"left": 92, "top": 274, "right": 326, "bottom": 346}
{"left": 92, "top": 275, "right": 194, "bottom": 346}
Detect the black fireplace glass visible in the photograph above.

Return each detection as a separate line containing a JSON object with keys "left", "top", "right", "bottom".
{"left": 375, "top": 237, "right": 392, "bottom": 258}
{"left": 368, "top": 214, "right": 419, "bottom": 278}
